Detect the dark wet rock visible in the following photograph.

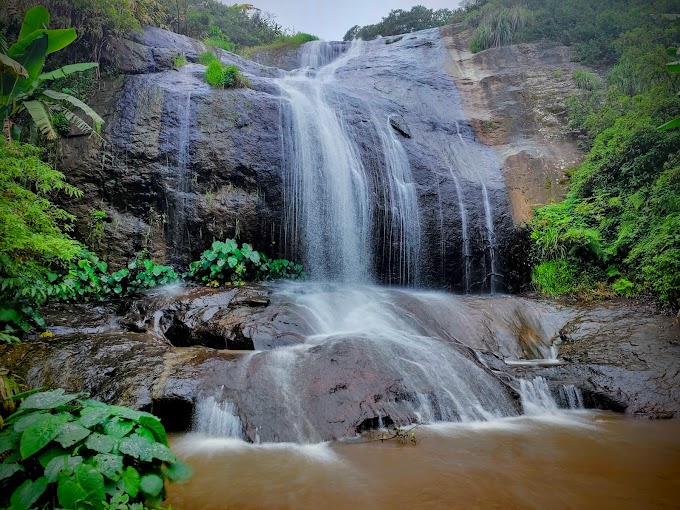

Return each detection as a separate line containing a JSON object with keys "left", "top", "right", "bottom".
{"left": 389, "top": 115, "right": 412, "bottom": 138}
{"left": 507, "top": 301, "right": 680, "bottom": 417}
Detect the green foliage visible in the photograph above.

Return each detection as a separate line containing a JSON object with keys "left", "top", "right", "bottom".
{"left": 52, "top": 111, "right": 70, "bottom": 135}
{"left": 0, "top": 6, "right": 103, "bottom": 142}
{"left": 187, "top": 239, "right": 304, "bottom": 285}
{"left": 342, "top": 5, "right": 453, "bottom": 41}
{"left": 0, "top": 389, "right": 191, "bottom": 510}
{"left": 0, "top": 139, "right": 83, "bottom": 342}
{"left": 1, "top": 0, "right": 164, "bottom": 64}
{"left": 470, "top": 6, "right": 530, "bottom": 53}
{"left": 205, "top": 60, "right": 226, "bottom": 87}
{"left": 204, "top": 61, "right": 249, "bottom": 89}
{"left": 203, "top": 26, "right": 236, "bottom": 53}
{"left": 182, "top": 2, "right": 283, "bottom": 48}
{"left": 658, "top": 46, "right": 680, "bottom": 131}
{"left": 572, "top": 70, "right": 602, "bottom": 91}
{"left": 198, "top": 51, "right": 217, "bottom": 66}
{"left": 532, "top": 259, "right": 578, "bottom": 295}
{"left": 172, "top": 53, "right": 187, "bottom": 69}
{"left": 457, "top": 0, "right": 680, "bottom": 66}
{"left": 239, "top": 33, "right": 319, "bottom": 59}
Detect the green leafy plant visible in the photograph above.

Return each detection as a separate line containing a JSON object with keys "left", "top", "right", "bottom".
{"left": 658, "top": 46, "right": 680, "bottom": 131}
{"left": 172, "top": 53, "right": 187, "bottom": 69}
{"left": 0, "top": 389, "right": 191, "bottom": 510}
{"left": 532, "top": 259, "right": 578, "bottom": 295}
{"left": 0, "top": 6, "right": 103, "bottom": 141}
{"left": 88, "top": 210, "right": 108, "bottom": 249}
{"left": 187, "top": 239, "right": 304, "bottom": 285}
{"left": 204, "top": 60, "right": 226, "bottom": 87}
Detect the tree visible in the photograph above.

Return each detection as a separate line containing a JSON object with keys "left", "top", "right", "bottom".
{"left": 658, "top": 46, "right": 680, "bottom": 131}
{"left": 343, "top": 5, "right": 454, "bottom": 41}
{"left": 0, "top": 6, "right": 103, "bottom": 141}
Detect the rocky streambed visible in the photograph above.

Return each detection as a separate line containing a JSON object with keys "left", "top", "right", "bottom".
{"left": 2, "top": 283, "right": 678, "bottom": 442}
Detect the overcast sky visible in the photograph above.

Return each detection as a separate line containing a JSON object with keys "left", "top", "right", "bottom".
{"left": 250, "top": 1, "right": 463, "bottom": 41}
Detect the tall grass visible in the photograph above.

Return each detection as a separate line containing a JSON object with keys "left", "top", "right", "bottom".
{"left": 240, "top": 32, "right": 318, "bottom": 59}
{"left": 470, "top": 6, "right": 530, "bottom": 52}
{"left": 572, "top": 70, "right": 603, "bottom": 91}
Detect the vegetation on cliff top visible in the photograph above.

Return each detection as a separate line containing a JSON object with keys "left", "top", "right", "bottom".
{"left": 343, "top": 5, "right": 454, "bottom": 41}
{"left": 1, "top": 1, "right": 316, "bottom": 64}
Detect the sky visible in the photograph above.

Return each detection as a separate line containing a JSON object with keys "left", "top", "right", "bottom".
{"left": 250, "top": 0, "right": 463, "bottom": 41}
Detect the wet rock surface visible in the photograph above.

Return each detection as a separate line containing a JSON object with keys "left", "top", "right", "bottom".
{"left": 2, "top": 286, "right": 678, "bottom": 441}
{"left": 507, "top": 302, "right": 680, "bottom": 418}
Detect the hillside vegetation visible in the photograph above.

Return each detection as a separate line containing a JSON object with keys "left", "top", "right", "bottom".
{"left": 458, "top": 0, "right": 680, "bottom": 306}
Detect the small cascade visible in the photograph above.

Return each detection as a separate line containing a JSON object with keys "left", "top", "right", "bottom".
{"left": 193, "top": 395, "right": 244, "bottom": 439}
{"left": 558, "top": 385, "right": 585, "bottom": 409}
{"left": 454, "top": 122, "right": 498, "bottom": 293}
{"left": 519, "top": 377, "right": 559, "bottom": 415}
{"left": 299, "top": 40, "right": 346, "bottom": 68}
{"left": 520, "top": 377, "right": 586, "bottom": 415}
{"left": 377, "top": 115, "right": 421, "bottom": 286}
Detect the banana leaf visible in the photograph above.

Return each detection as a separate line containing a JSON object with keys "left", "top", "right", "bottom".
{"left": 43, "top": 89, "right": 105, "bottom": 129}
{"left": 0, "top": 54, "right": 28, "bottom": 78}
{"left": 1, "top": 34, "right": 47, "bottom": 103}
{"left": 23, "top": 100, "right": 57, "bottom": 139}
{"left": 39, "top": 62, "right": 98, "bottom": 81}
{"left": 18, "top": 6, "right": 50, "bottom": 41}
{"left": 9, "top": 28, "right": 76, "bottom": 57}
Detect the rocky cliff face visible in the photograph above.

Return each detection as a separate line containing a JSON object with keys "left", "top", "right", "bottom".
{"left": 441, "top": 24, "right": 588, "bottom": 225}
{"left": 60, "top": 28, "right": 288, "bottom": 268}
{"left": 58, "top": 27, "right": 517, "bottom": 291}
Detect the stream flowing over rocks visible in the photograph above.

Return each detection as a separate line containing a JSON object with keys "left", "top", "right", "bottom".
{"left": 2, "top": 283, "right": 678, "bottom": 442}
{"left": 2, "top": 24, "right": 679, "bottom": 442}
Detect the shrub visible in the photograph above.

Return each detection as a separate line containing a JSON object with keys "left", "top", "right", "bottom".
{"left": 204, "top": 60, "right": 226, "bottom": 87}
{"left": 532, "top": 259, "right": 578, "bottom": 295}
{"left": 172, "top": 53, "right": 188, "bottom": 69}
{"left": 572, "top": 71, "right": 603, "bottom": 91}
{"left": 239, "top": 32, "right": 319, "bottom": 59}
{"left": 0, "top": 389, "right": 191, "bottom": 510}
{"left": 204, "top": 62, "right": 250, "bottom": 89}
{"left": 198, "top": 51, "right": 217, "bottom": 65}
{"left": 187, "top": 239, "right": 304, "bottom": 285}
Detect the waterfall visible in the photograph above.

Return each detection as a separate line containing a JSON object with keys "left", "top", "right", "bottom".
{"left": 451, "top": 174, "right": 470, "bottom": 293}
{"left": 169, "top": 91, "right": 192, "bottom": 265}
{"left": 278, "top": 41, "right": 421, "bottom": 284}
{"left": 193, "top": 395, "right": 244, "bottom": 439}
{"left": 520, "top": 377, "right": 585, "bottom": 415}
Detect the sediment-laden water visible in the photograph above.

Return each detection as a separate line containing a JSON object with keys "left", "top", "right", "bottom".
{"left": 168, "top": 412, "right": 680, "bottom": 510}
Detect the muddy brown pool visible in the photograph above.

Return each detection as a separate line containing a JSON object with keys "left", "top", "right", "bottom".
{"left": 167, "top": 412, "right": 680, "bottom": 510}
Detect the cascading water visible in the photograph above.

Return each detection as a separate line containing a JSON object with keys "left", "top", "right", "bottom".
{"left": 193, "top": 394, "right": 244, "bottom": 439}
{"left": 278, "top": 41, "right": 421, "bottom": 284}
{"left": 279, "top": 42, "right": 373, "bottom": 282}
{"left": 520, "top": 377, "right": 584, "bottom": 415}
{"left": 300, "top": 40, "right": 347, "bottom": 68}
{"left": 168, "top": 89, "right": 193, "bottom": 265}
{"left": 193, "top": 32, "right": 524, "bottom": 442}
